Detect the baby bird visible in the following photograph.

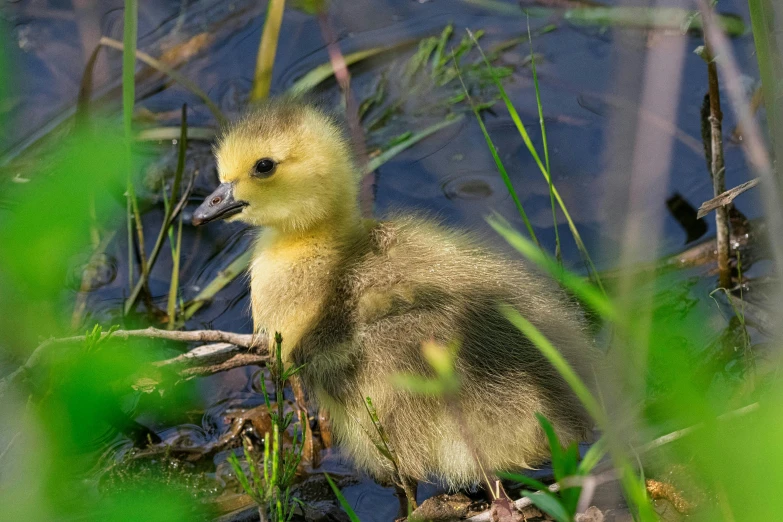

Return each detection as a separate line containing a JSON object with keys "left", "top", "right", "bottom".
{"left": 193, "top": 98, "right": 594, "bottom": 502}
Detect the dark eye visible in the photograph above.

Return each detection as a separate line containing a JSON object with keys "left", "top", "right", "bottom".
{"left": 253, "top": 158, "right": 277, "bottom": 177}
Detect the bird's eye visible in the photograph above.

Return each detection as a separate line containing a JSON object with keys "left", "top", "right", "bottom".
{"left": 253, "top": 158, "right": 277, "bottom": 177}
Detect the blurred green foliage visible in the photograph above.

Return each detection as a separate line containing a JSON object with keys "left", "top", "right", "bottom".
{"left": 0, "top": 23, "right": 208, "bottom": 517}
{"left": 497, "top": 214, "right": 781, "bottom": 519}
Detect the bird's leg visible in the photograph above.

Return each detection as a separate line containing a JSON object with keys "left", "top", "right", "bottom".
{"left": 395, "top": 475, "right": 418, "bottom": 516}
{"left": 483, "top": 476, "right": 511, "bottom": 502}
{"left": 318, "top": 407, "right": 333, "bottom": 448}
{"left": 394, "top": 484, "right": 408, "bottom": 518}
{"left": 290, "top": 375, "right": 317, "bottom": 466}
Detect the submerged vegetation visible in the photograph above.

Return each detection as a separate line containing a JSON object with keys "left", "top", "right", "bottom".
{"left": 0, "top": 0, "right": 782, "bottom": 521}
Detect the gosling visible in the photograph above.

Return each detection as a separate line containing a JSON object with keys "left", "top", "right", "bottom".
{"left": 193, "top": 98, "right": 594, "bottom": 499}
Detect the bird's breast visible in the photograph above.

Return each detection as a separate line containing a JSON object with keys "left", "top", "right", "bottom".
{"left": 249, "top": 245, "right": 338, "bottom": 361}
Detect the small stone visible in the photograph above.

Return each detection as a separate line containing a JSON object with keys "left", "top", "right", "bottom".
{"left": 576, "top": 506, "right": 604, "bottom": 522}
{"left": 409, "top": 493, "right": 472, "bottom": 521}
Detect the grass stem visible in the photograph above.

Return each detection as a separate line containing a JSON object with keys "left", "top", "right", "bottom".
{"left": 455, "top": 52, "right": 540, "bottom": 247}
{"left": 122, "top": 0, "right": 142, "bottom": 303}
{"left": 166, "top": 105, "right": 188, "bottom": 328}
{"left": 526, "top": 19, "right": 560, "bottom": 262}
{"left": 469, "top": 29, "right": 603, "bottom": 289}
{"left": 250, "top": 0, "right": 285, "bottom": 102}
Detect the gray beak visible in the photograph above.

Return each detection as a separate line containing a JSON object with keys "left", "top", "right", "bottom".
{"left": 192, "top": 183, "right": 248, "bottom": 226}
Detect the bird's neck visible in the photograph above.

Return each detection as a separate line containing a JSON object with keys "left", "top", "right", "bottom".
{"left": 259, "top": 206, "right": 366, "bottom": 255}
{"left": 250, "top": 205, "right": 368, "bottom": 359}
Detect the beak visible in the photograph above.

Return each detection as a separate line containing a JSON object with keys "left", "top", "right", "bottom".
{"left": 192, "top": 183, "right": 248, "bottom": 226}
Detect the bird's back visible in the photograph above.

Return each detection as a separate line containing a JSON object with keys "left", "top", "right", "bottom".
{"left": 291, "top": 214, "right": 595, "bottom": 488}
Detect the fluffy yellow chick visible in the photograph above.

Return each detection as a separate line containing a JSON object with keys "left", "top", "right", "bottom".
{"left": 193, "top": 98, "right": 594, "bottom": 505}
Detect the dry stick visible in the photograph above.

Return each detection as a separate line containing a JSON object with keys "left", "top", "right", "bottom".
{"left": 697, "top": 178, "right": 761, "bottom": 219}
{"left": 153, "top": 342, "right": 270, "bottom": 379}
{"left": 698, "top": 0, "right": 783, "bottom": 287}
{"left": 316, "top": 12, "right": 373, "bottom": 217}
{"left": 639, "top": 402, "right": 759, "bottom": 454}
{"left": 100, "top": 36, "right": 227, "bottom": 127}
{"left": 703, "top": 41, "right": 731, "bottom": 288}
{"left": 0, "top": 328, "right": 262, "bottom": 396}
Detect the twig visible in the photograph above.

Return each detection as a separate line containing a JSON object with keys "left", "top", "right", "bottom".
{"left": 465, "top": 483, "right": 559, "bottom": 521}
{"left": 698, "top": 0, "right": 783, "bottom": 288}
{"left": 100, "top": 36, "right": 227, "bottom": 126}
{"left": 153, "top": 342, "right": 270, "bottom": 379}
{"left": 701, "top": 39, "right": 731, "bottom": 288}
{"left": 315, "top": 11, "right": 372, "bottom": 216}
{"left": 0, "top": 328, "right": 262, "bottom": 396}
{"left": 640, "top": 402, "right": 759, "bottom": 453}
{"left": 697, "top": 178, "right": 761, "bottom": 218}
{"left": 0, "top": 432, "right": 21, "bottom": 465}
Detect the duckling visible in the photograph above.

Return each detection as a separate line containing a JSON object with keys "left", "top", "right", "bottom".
{"left": 193, "top": 98, "right": 594, "bottom": 501}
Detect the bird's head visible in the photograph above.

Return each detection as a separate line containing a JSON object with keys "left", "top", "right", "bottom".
{"left": 193, "top": 99, "right": 360, "bottom": 233}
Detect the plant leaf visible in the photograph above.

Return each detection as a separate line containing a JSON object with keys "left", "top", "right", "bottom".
{"left": 521, "top": 490, "right": 572, "bottom": 522}
{"left": 324, "top": 473, "right": 361, "bottom": 522}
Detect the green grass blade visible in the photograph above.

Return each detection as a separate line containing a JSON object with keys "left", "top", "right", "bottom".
{"left": 497, "top": 472, "right": 551, "bottom": 493}
{"left": 535, "top": 412, "right": 566, "bottom": 479}
{"left": 454, "top": 55, "right": 539, "bottom": 246}
{"left": 125, "top": 184, "right": 133, "bottom": 292}
{"left": 501, "top": 306, "right": 605, "bottom": 425}
{"left": 166, "top": 105, "right": 188, "bottom": 328}
{"left": 526, "top": 19, "right": 560, "bottom": 262}
{"left": 122, "top": 0, "right": 137, "bottom": 150}
{"left": 228, "top": 452, "right": 256, "bottom": 499}
{"left": 324, "top": 473, "right": 361, "bottom": 522}
{"left": 520, "top": 490, "right": 571, "bottom": 522}
{"left": 488, "top": 215, "right": 615, "bottom": 320}
{"left": 462, "top": 0, "right": 522, "bottom": 15}
{"left": 748, "top": 0, "right": 782, "bottom": 150}
{"left": 182, "top": 249, "right": 253, "bottom": 319}
{"left": 578, "top": 436, "right": 607, "bottom": 474}
{"left": 366, "top": 115, "right": 463, "bottom": 172}
{"left": 563, "top": 7, "right": 745, "bottom": 35}
{"left": 136, "top": 126, "right": 215, "bottom": 141}
{"left": 431, "top": 24, "right": 453, "bottom": 79}
{"left": 468, "top": 30, "right": 604, "bottom": 291}
{"left": 243, "top": 442, "right": 263, "bottom": 498}
{"left": 250, "top": 0, "right": 286, "bottom": 102}
{"left": 167, "top": 212, "right": 184, "bottom": 329}
{"left": 124, "top": 107, "right": 193, "bottom": 314}
{"left": 289, "top": 46, "right": 399, "bottom": 95}
{"left": 122, "top": 0, "right": 143, "bottom": 300}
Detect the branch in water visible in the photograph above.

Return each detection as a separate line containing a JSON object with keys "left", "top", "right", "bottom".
{"left": 0, "top": 328, "right": 266, "bottom": 396}
{"left": 697, "top": 178, "right": 760, "bottom": 219}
